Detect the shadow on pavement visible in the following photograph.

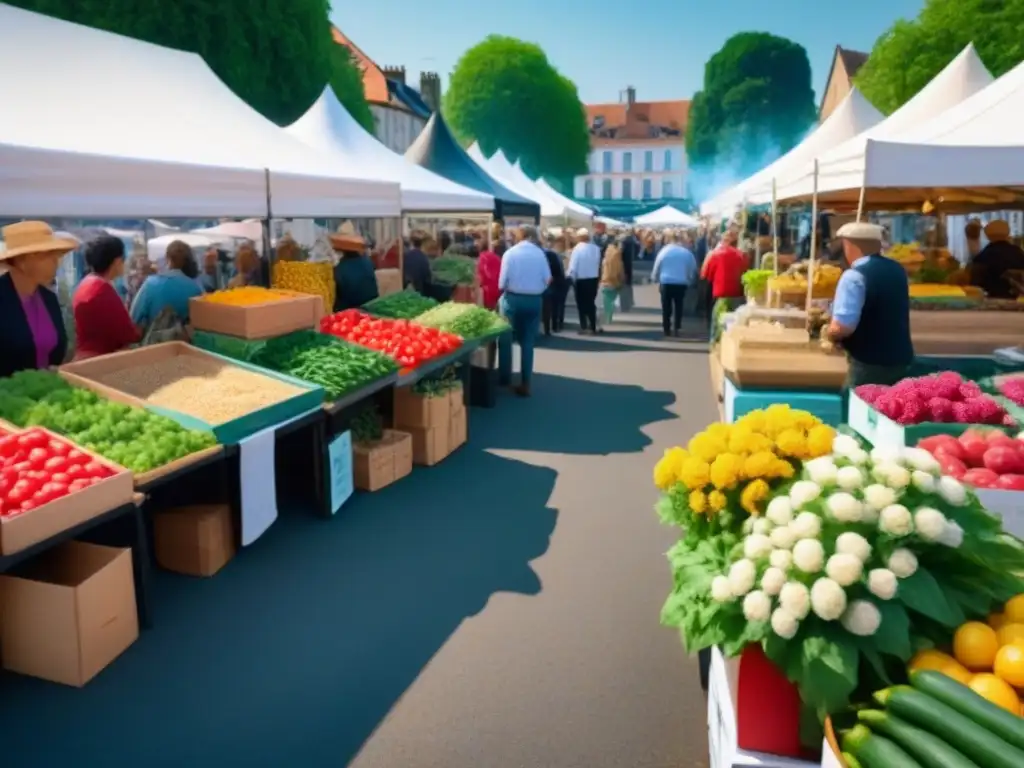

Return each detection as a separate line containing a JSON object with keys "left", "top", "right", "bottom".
{"left": 538, "top": 334, "right": 687, "bottom": 355}
{"left": 0, "top": 448, "right": 558, "bottom": 768}
{"left": 473, "top": 372, "right": 676, "bottom": 455}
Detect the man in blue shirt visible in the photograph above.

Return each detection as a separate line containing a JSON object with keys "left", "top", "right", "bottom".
{"left": 827, "top": 222, "right": 914, "bottom": 387}
{"left": 652, "top": 230, "right": 698, "bottom": 337}
{"left": 497, "top": 225, "right": 552, "bottom": 397}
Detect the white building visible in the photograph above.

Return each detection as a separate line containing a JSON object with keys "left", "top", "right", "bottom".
{"left": 574, "top": 88, "right": 690, "bottom": 205}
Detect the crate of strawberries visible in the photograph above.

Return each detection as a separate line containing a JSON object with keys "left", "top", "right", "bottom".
{"left": 0, "top": 426, "right": 134, "bottom": 554}
{"left": 849, "top": 371, "right": 1014, "bottom": 447}
{"left": 319, "top": 309, "right": 462, "bottom": 370}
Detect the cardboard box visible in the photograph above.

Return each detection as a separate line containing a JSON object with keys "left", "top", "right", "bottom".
{"left": 393, "top": 388, "right": 451, "bottom": 429}
{"left": 409, "top": 421, "right": 450, "bottom": 466}
{"left": 0, "top": 429, "right": 134, "bottom": 555}
{"left": 188, "top": 290, "right": 321, "bottom": 339}
{"left": 375, "top": 268, "right": 402, "bottom": 297}
{"left": 353, "top": 430, "right": 413, "bottom": 491}
{"left": 449, "top": 404, "right": 467, "bottom": 453}
{"left": 447, "top": 381, "right": 465, "bottom": 411}
{"left": 0, "top": 541, "right": 139, "bottom": 686}
{"left": 153, "top": 504, "right": 236, "bottom": 577}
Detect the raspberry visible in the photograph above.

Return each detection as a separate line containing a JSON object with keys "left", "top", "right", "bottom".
{"left": 896, "top": 399, "right": 927, "bottom": 425}
{"left": 875, "top": 395, "right": 902, "bottom": 420}
{"left": 855, "top": 384, "right": 888, "bottom": 405}
{"left": 966, "top": 396, "right": 1006, "bottom": 425}
{"left": 927, "top": 397, "right": 956, "bottom": 422}
{"left": 931, "top": 377, "right": 961, "bottom": 400}
{"left": 952, "top": 402, "right": 973, "bottom": 423}
{"left": 958, "top": 382, "right": 983, "bottom": 400}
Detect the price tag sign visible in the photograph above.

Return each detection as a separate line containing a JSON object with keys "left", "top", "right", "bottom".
{"left": 328, "top": 430, "right": 354, "bottom": 514}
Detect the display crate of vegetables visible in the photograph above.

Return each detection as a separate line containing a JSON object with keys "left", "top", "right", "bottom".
{"left": 0, "top": 370, "right": 219, "bottom": 486}
{"left": 413, "top": 302, "right": 509, "bottom": 340}
{"left": 0, "top": 425, "right": 134, "bottom": 554}
{"left": 850, "top": 372, "right": 1015, "bottom": 448}
{"left": 363, "top": 289, "right": 438, "bottom": 319}
{"left": 190, "top": 286, "right": 323, "bottom": 340}
{"left": 430, "top": 253, "right": 476, "bottom": 286}
{"left": 244, "top": 330, "right": 398, "bottom": 404}
{"left": 741, "top": 269, "right": 773, "bottom": 305}
{"left": 60, "top": 343, "right": 323, "bottom": 445}
{"left": 319, "top": 310, "right": 462, "bottom": 370}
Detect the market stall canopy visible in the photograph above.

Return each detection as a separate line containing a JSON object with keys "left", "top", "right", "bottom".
{"left": 853, "top": 57, "right": 1024, "bottom": 210}
{"left": 775, "top": 44, "right": 994, "bottom": 208}
{"left": 700, "top": 88, "right": 884, "bottom": 217}
{"left": 0, "top": 5, "right": 400, "bottom": 219}
{"left": 191, "top": 220, "right": 264, "bottom": 242}
{"left": 510, "top": 161, "right": 588, "bottom": 222}
{"left": 404, "top": 114, "right": 540, "bottom": 221}
{"left": 596, "top": 215, "right": 628, "bottom": 228}
{"left": 287, "top": 88, "right": 493, "bottom": 213}
{"left": 535, "top": 177, "right": 595, "bottom": 220}
{"left": 634, "top": 205, "right": 699, "bottom": 228}
{"left": 466, "top": 145, "right": 563, "bottom": 218}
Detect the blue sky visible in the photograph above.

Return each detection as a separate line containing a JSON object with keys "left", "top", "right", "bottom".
{"left": 333, "top": 0, "right": 925, "bottom": 105}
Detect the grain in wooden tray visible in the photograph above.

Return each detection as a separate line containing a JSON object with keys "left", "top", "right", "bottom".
{"left": 88, "top": 355, "right": 305, "bottom": 425}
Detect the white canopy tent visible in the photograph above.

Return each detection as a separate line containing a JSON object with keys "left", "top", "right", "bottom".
{"left": 287, "top": 88, "right": 493, "bottom": 213}
{"left": 634, "top": 205, "right": 700, "bottom": 228}
{"left": 774, "top": 44, "right": 994, "bottom": 208}
{"left": 466, "top": 144, "right": 564, "bottom": 218}
{"left": 0, "top": 5, "right": 399, "bottom": 219}
{"left": 192, "top": 220, "right": 264, "bottom": 242}
{"left": 532, "top": 176, "right": 594, "bottom": 222}
{"left": 596, "top": 215, "right": 628, "bottom": 228}
{"left": 700, "top": 88, "right": 884, "bottom": 217}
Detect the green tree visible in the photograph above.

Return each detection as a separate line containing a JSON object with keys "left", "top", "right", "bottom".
{"left": 855, "top": 0, "right": 1024, "bottom": 114}
{"left": 7, "top": 0, "right": 335, "bottom": 126}
{"left": 686, "top": 32, "right": 816, "bottom": 197}
{"left": 330, "top": 46, "right": 376, "bottom": 134}
{"left": 443, "top": 35, "right": 589, "bottom": 183}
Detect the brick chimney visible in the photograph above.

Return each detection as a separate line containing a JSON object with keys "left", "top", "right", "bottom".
{"left": 419, "top": 71, "right": 441, "bottom": 112}
{"left": 626, "top": 86, "right": 636, "bottom": 105}
{"left": 382, "top": 65, "right": 406, "bottom": 84}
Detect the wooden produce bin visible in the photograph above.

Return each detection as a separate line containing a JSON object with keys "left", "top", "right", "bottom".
{"left": 393, "top": 384, "right": 465, "bottom": 466}
{"left": 60, "top": 342, "right": 323, "bottom": 445}
{"left": 153, "top": 503, "right": 236, "bottom": 577}
{"left": 911, "top": 309, "right": 1024, "bottom": 355}
{"left": 0, "top": 429, "right": 134, "bottom": 555}
{"left": 189, "top": 290, "right": 322, "bottom": 339}
{"left": 353, "top": 430, "right": 413, "bottom": 491}
{"left": 719, "top": 326, "right": 847, "bottom": 390}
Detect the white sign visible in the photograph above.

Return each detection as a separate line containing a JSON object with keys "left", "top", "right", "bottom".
{"left": 328, "top": 430, "right": 354, "bottom": 513}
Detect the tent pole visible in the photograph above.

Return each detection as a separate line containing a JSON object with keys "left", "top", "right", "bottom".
{"left": 771, "top": 178, "right": 779, "bottom": 276}
{"left": 856, "top": 182, "right": 867, "bottom": 222}
{"left": 398, "top": 215, "right": 406, "bottom": 280}
{"left": 263, "top": 168, "right": 274, "bottom": 285}
{"left": 807, "top": 160, "right": 819, "bottom": 314}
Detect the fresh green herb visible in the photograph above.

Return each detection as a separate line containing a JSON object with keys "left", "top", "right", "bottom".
{"left": 431, "top": 254, "right": 477, "bottom": 286}
{"left": 363, "top": 289, "right": 439, "bottom": 319}
{"left": 412, "top": 366, "right": 460, "bottom": 397}
{"left": 414, "top": 302, "right": 509, "bottom": 339}
{"left": 350, "top": 404, "right": 384, "bottom": 443}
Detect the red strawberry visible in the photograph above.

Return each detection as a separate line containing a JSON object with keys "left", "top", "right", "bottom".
{"left": 959, "top": 382, "right": 983, "bottom": 400}
{"left": 927, "top": 397, "right": 956, "bottom": 422}
{"left": 897, "top": 399, "right": 928, "bottom": 425}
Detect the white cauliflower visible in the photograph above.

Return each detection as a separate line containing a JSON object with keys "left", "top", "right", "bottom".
{"left": 847, "top": 448, "right": 870, "bottom": 465}
{"left": 841, "top": 600, "right": 882, "bottom": 636}
{"left": 863, "top": 484, "right": 898, "bottom": 512}
{"left": 789, "top": 511, "right": 822, "bottom": 540}
{"left": 879, "top": 504, "right": 914, "bottom": 536}
{"left": 789, "top": 480, "right": 822, "bottom": 507}
{"left": 836, "top": 532, "right": 872, "bottom": 562}
{"left": 793, "top": 538, "right": 825, "bottom": 573}
{"left": 888, "top": 548, "right": 919, "bottom": 578}
{"left": 810, "top": 577, "right": 848, "bottom": 621}
{"left": 779, "top": 581, "right": 811, "bottom": 620}
{"left": 826, "top": 553, "right": 863, "bottom": 587}
{"left": 836, "top": 466, "right": 865, "bottom": 491}
{"left": 742, "top": 590, "right": 773, "bottom": 622}
{"left": 770, "top": 549, "right": 794, "bottom": 571}
{"left": 761, "top": 567, "right": 787, "bottom": 596}
{"left": 765, "top": 496, "right": 794, "bottom": 526}
{"left": 744, "top": 533, "right": 773, "bottom": 560}
{"left": 825, "top": 492, "right": 864, "bottom": 523}
{"left": 884, "top": 464, "right": 912, "bottom": 490}
{"left": 901, "top": 447, "right": 940, "bottom": 475}
{"left": 771, "top": 608, "right": 800, "bottom": 639}
{"left": 752, "top": 518, "right": 774, "bottom": 536}
{"left": 870, "top": 446, "right": 903, "bottom": 465}
{"left": 832, "top": 434, "right": 861, "bottom": 457}
{"left": 711, "top": 575, "right": 734, "bottom": 602}
{"left": 728, "top": 559, "right": 758, "bottom": 597}
{"left": 911, "top": 471, "right": 936, "bottom": 493}
{"left": 913, "top": 507, "right": 948, "bottom": 542}
{"left": 867, "top": 568, "right": 898, "bottom": 600}
{"left": 769, "top": 525, "right": 797, "bottom": 550}
{"left": 804, "top": 457, "right": 839, "bottom": 486}
{"left": 938, "top": 476, "right": 967, "bottom": 506}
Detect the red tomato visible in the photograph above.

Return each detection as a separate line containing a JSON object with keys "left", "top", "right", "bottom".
{"left": 995, "top": 474, "right": 1024, "bottom": 491}
{"left": 66, "top": 449, "right": 88, "bottom": 465}
{"left": 47, "top": 439, "right": 70, "bottom": 456}
{"left": 963, "top": 467, "right": 999, "bottom": 488}
{"left": 43, "top": 456, "right": 67, "bottom": 473}
{"left": 936, "top": 453, "right": 967, "bottom": 479}
{"left": 82, "top": 461, "right": 106, "bottom": 478}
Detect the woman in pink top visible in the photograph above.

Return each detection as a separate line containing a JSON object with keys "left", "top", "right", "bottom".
{"left": 477, "top": 240, "right": 505, "bottom": 310}
{"left": 0, "top": 222, "right": 75, "bottom": 378}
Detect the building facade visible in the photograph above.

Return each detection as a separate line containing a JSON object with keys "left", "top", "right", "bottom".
{"left": 573, "top": 88, "right": 690, "bottom": 215}
{"left": 819, "top": 46, "right": 868, "bottom": 122}
{"left": 331, "top": 27, "right": 436, "bottom": 154}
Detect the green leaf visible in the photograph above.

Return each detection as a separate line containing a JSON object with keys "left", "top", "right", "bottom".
{"left": 898, "top": 569, "right": 965, "bottom": 628}
{"left": 797, "top": 629, "right": 860, "bottom": 714}
{"left": 868, "top": 600, "right": 912, "bottom": 661}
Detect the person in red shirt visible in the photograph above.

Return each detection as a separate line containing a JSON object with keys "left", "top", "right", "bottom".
{"left": 72, "top": 235, "right": 141, "bottom": 360}
{"left": 700, "top": 228, "right": 747, "bottom": 329}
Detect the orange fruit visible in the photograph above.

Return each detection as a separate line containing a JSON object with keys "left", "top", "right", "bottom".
{"left": 968, "top": 673, "right": 1022, "bottom": 715}
{"left": 996, "top": 623, "right": 1024, "bottom": 648}
{"left": 909, "top": 649, "right": 972, "bottom": 684}
{"left": 989, "top": 612, "right": 1008, "bottom": 630}
{"left": 1005, "top": 595, "right": 1024, "bottom": 623}
{"left": 994, "top": 644, "right": 1024, "bottom": 688}
{"left": 953, "top": 622, "right": 1000, "bottom": 670}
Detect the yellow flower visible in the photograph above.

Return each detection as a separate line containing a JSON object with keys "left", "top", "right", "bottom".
{"left": 727, "top": 425, "right": 756, "bottom": 454}
{"left": 653, "top": 447, "right": 689, "bottom": 490}
{"left": 792, "top": 411, "right": 821, "bottom": 431}
{"left": 687, "top": 432, "right": 728, "bottom": 463}
{"left": 772, "top": 458, "right": 796, "bottom": 479}
{"left": 679, "top": 457, "right": 711, "bottom": 489}
{"left": 689, "top": 489, "right": 708, "bottom": 514}
{"left": 775, "top": 428, "right": 808, "bottom": 459}
{"left": 710, "top": 452, "right": 745, "bottom": 490}
{"left": 743, "top": 450, "right": 778, "bottom": 480}
{"left": 708, "top": 490, "right": 728, "bottom": 513}
{"left": 740, "top": 478, "right": 770, "bottom": 516}
{"left": 806, "top": 425, "right": 836, "bottom": 458}
{"left": 705, "top": 423, "right": 731, "bottom": 440}
{"left": 736, "top": 410, "right": 766, "bottom": 434}
{"left": 745, "top": 432, "right": 774, "bottom": 453}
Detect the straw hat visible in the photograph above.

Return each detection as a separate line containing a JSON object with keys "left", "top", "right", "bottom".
{"left": 0, "top": 221, "right": 78, "bottom": 261}
{"left": 984, "top": 219, "right": 1010, "bottom": 242}
{"left": 330, "top": 221, "right": 365, "bottom": 251}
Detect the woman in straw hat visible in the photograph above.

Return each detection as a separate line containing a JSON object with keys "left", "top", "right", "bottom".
{"left": 970, "top": 219, "right": 1024, "bottom": 299}
{"left": 331, "top": 230, "right": 379, "bottom": 311}
{"left": 0, "top": 221, "right": 78, "bottom": 377}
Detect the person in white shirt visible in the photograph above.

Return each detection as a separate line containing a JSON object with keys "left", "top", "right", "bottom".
{"left": 567, "top": 228, "right": 602, "bottom": 334}
{"left": 652, "top": 229, "right": 698, "bottom": 337}
{"left": 497, "top": 225, "right": 551, "bottom": 397}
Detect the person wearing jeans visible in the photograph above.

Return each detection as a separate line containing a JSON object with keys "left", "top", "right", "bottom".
{"left": 497, "top": 226, "right": 551, "bottom": 397}
{"left": 652, "top": 229, "right": 697, "bottom": 337}
{"left": 567, "top": 228, "right": 601, "bottom": 334}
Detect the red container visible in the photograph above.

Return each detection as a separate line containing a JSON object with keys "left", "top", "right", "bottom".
{"left": 735, "top": 644, "right": 803, "bottom": 758}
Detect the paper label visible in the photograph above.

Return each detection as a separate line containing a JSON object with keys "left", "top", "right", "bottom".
{"left": 328, "top": 430, "right": 354, "bottom": 514}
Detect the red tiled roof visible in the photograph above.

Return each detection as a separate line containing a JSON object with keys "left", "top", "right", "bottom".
{"left": 585, "top": 99, "right": 690, "bottom": 142}
{"left": 331, "top": 25, "right": 412, "bottom": 112}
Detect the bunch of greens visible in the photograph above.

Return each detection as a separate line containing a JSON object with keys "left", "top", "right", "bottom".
{"left": 414, "top": 302, "right": 509, "bottom": 339}
{"left": 0, "top": 370, "right": 217, "bottom": 473}
{"left": 363, "top": 289, "right": 438, "bottom": 319}
{"left": 431, "top": 254, "right": 476, "bottom": 286}
{"left": 412, "top": 366, "right": 460, "bottom": 397}
{"left": 250, "top": 331, "right": 397, "bottom": 401}
{"left": 741, "top": 269, "right": 773, "bottom": 297}
{"left": 350, "top": 404, "right": 384, "bottom": 443}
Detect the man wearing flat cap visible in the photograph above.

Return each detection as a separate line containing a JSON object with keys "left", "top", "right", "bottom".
{"left": 826, "top": 222, "right": 914, "bottom": 388}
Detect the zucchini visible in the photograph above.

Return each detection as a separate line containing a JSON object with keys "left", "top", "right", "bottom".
{"left": 842, "top": 724, "right": 924, "bottom": 767}
{"left": 857, "top": 709, "right": 979, "bottom": 768}
{"left": 910, "top": 669, "right": 1024, "bottom": 752}
{"left": 875, "top": 686, "right": 1024, "bottom": 768}
{"left": 842, "top": 753, "right": 864, "bottom": 768}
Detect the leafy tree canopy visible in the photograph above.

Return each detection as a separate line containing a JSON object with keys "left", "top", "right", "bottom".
{"left": 8, "top": 0, "right": 355, "bottom": 126}
{"left": 686, "top": 32, "right": 816, "bottom": 198}
{"left": 443, "top": 35, "right": 589, "bottom": 184}
{"left": 330, "top": 45, "right": 376, "bottom": 134}
{"left": 855, "top": 0, "right": 1024, "bottom": 114}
